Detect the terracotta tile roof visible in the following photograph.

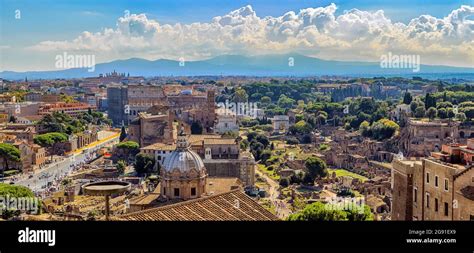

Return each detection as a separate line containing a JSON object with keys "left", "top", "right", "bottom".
{"left": 116, "top": 189, "right": 278, "bottom": 221}
{"left": 203, "top": 138, "right": 236, "bottom": 145}
{"left": 141, "top": 142, "right": 176, "bottom": 151}
{"left": 129, "top": 178, "right": 242, "bottom": 207}
{"left": 188, "top": 134, "right": 222, "bottom": 144}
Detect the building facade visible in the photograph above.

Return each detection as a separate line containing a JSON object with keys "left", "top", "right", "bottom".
{"left": 392, "top": 157, "right": 474, "bottom": 221}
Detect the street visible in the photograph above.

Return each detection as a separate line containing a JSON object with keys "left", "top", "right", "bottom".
{"left": 255, "top": 169, "right": 293, "bottom": 219}
{"left": 13, "top": 131, "right": 119, "bottom": 194}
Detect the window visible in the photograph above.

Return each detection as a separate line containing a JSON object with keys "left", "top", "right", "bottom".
{"left": 444, "top": 179, "right": 449, "bottom": 191}
{"left": 426, "top": 172, "right": 430, "bottom": 184}
{"left": 426, "top": 193, "right": 430, "bottom": 208}
{"left": 414, "top": 188, "right": 418, "bottom": 203}
{"left": 435, "top": 176, "right": 438, "bottom": 187}
{"left": 435, "top": 198, "right": 438, "bottom": 212}
{"left": 174, "top": 188, "right": 180, "bottom": 197}
{"left": 191, "top": 187, "right": 196, "bottom": 196}
{"left": 444, "top": 202, "right": 449, "bottom": 216}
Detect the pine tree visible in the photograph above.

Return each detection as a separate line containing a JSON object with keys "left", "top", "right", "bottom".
{"left": 403, "top": 92, "right": 412, "bottom": 105}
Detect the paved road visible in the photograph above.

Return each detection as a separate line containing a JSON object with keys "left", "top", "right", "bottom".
{"left": 14, "top": 132, "right": 119, "bottom": 194}
{"left": 255, "top": 169, "right": 292, "bottom": 219}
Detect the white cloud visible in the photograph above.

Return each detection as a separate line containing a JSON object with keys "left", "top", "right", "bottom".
{"left": 27, "top": 3, "right": 474, "bottom": 67}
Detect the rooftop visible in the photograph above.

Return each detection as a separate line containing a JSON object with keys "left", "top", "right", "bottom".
{"left": 116, "top": 189, "right": 278, "bottom": 221}
{"left": 460, "top": 186, "right": 474, "bottom": 201}
{"left": 203, "top": 138, "right": 236, "bottom": 145}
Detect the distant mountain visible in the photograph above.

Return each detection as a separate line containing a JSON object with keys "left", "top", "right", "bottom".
{"left": 1, "top": 53, "right": 473, "bottom": 80}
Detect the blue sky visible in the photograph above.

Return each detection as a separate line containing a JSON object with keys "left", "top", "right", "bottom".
{"left": 1, "top": 0, "right": 473, "bottom": 71}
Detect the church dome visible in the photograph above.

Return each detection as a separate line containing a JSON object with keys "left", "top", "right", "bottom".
{"left": 162, "top": 131, "right": 205, "bottom": 174}
{"left": 163, "top": 149, "right": 205, "bottom": 173}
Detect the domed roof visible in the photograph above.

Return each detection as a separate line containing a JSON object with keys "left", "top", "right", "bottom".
{"left": 163, "top": 149, "right": 205, "bottom": 173}
{"left": 162, "top": 130, "right": 205, "bottom": 173}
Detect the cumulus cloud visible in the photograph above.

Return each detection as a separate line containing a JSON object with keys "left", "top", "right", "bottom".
{"left": 27, "top": 3, "right": 474, "bottom": 67}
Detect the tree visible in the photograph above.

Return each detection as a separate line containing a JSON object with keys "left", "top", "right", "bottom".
{"left": 289, "top": 120, "right": 312, "bottom": 135}
{"left": 359, "top": 120, "right": 371, "bottom": 137}
{"left": 259, "top": 150, "right": 272, "bottom": 164}
{"left": 116, "top": 160, "right": 126, "bottom": 175}
{"left": 191, "top": 121, "right": 203, "bottom": 134}
{"left": 115, "top": 141, "right": 140, "bottom": 160}
{"left": 287, "top": 202, "right": 347, "bottom": 221}
{"left": 0, "top": 183, "right": 35, "bottom": 219}
{"left": 249, "top": 142, "right": 265, "bottom": 160}
{"left": 437, "top": 108, "right": 447, "bottom": 119}
{"left": 255, "top": 134, "right": 270, "bottom": 148}
{"left": 277, "top": 94, "right": 295, "bottom": 109}
{"left": 456, "top": 112, "right": 467, "bottom": 122}
{"left": 410, "top": 101, "right": 419, "bottom": 113}
{"left": 33, "top": 132, "right": 68, "bottom": 160}
{"left": 403, "top": 92, "right": 412, "bottom": 105}
{"left": 345, "top": 204, "right": 374, "bottom": 221}
{"left": 233, "top": 87, "right": 248, "bottom": 102}
{"left": 134, "top": 153, "right": 156, "bottom": 176}
{"left": 290, "top": 171, "right": 305, "bottom": 184}
{"left": 0, "top": 143, "right": 21, "bottom": 171}
{"left": 279, "top": 177, "right": 290, "bottom": 187}
{"left": 286, "top": 137, "right": 299, "bottom": 145}
{"left": 414, "top": 106, "right": 426, "bottom": 118}
{"left": 260, "top": 96, "right": 271, "bottom": 104}
{"left": 446, "top": 108, "right": 455, "bottom": 118}
{"left": 305, "top": 157, "right": 327, "bottom": 182}
{"left": 316, "top": 114, "right": 327, "bottom": 126}
{"left": 359, "top": 98, "right": 376, "bottom": 114}
{"left": 287, "top": 201, "right": 373, "bottom": 221}
{"left": 425, "top": 107, "right": 437, "bottom": 120}
{"left": 119, "top": 126, "right": 127, "bottom": 142}
{"left": 370, "top": 119, "right": 399, "bottom": 140}
{"left": 460, "top": 107, "right": 474, "bottom": 120}
{"left": 424, "top": 93, "right": 436, "bottom": 109}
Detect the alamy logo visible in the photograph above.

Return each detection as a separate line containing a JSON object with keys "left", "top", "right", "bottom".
{"left": 325, "top": 196, "right": 365, "bottom": 214}
{"left": 55, "top": 52, "right": 96, "bottom": 72}
{"left": 216, "top": 100, "right": 258, "bottom": 118}
{"left": 0, "top": 195, "right": 39, "bottom": 215}
{"left": 380, "top": 52, "right": 420, "bottom": 72}
{"left": 18, "top": 227, "right": 56, "bottom": 246}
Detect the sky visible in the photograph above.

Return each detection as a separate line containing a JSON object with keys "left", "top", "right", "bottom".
{"left": 0, "top": 0, "right": 473, "bottom": 71}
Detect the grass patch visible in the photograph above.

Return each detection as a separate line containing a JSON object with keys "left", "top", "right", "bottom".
{"left": 327, "top": 169, "right": 369, "bottom": 182}
{"left": 319, "top": 143, "right": 330, "bottom": 151}
{"left": 257, "top": 164, "right": 280, "bottom": 181}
